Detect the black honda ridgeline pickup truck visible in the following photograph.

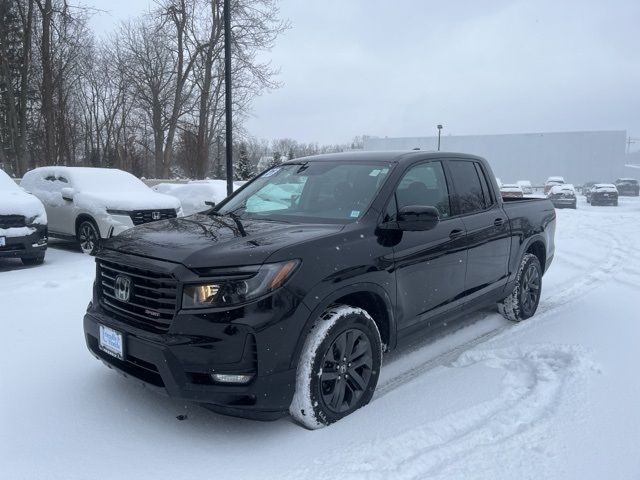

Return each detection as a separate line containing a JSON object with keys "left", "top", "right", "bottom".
{"left": 84, "top": 151, "right": 556, "bottom": 429}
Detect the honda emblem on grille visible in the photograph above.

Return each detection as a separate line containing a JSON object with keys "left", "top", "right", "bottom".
{"left": 152, "top": 211, "right": 161, "bottom": 220}
{"left": 114, "top": 275, "right": 132, "bottom": 302}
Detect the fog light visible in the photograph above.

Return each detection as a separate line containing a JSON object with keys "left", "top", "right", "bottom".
{"left": 210, "top": 373, "right": 254, "bottom": 384}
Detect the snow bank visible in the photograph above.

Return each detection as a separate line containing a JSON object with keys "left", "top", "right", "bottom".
{"left": 152, "top": 180, "right": 243, "bottom": 215}
{"left": 0, "top": 168, "right": 47, "bottom": 227}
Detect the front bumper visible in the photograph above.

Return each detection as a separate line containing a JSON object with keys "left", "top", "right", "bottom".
{"left": 0, "top": 225, "right": 47, "bottom": 259}
{"left": 83, "top": 253, "right": 310, "bottom": 420}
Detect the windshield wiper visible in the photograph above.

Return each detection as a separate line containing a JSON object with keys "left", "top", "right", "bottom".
{"left": 227, "top": 210, "right": 247, "bottom": 237}
{"left": 208, "top": 206, "right": 247, "bottom": 237}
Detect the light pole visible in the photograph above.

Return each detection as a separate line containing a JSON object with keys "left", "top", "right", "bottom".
{"left": 224, "top": 0, "right": 233, "bottom": 196}
{"left": 437, "top": 124, "right": 443, "bottom": 151}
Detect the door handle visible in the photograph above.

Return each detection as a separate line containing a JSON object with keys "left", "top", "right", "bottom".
{"left": 494, "top": 218, "right": 505, "bottom": 227}
{"left": 449, "top": 229, "right": 464, "bottom": 240}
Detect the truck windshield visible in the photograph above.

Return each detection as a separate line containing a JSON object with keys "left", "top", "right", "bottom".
{"left": 217, "top": 162, "right": 392, "bottom": 223}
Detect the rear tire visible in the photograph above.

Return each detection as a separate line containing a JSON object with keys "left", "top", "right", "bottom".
{"left": 77, "top": 219, "right": 100, "bottom": 255}
{"left": 498, "top": 253, "right": 542, "bottom": 322}
{"left": 21, "top": 255, "right": 45, "bottom": 266}
{"left": 289, "top": 305, "right": 382, "bottom": 429}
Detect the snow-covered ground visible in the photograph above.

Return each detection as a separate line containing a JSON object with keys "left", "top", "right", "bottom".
{"left": 2, "top": 196, "right": 640, "bottom": 480}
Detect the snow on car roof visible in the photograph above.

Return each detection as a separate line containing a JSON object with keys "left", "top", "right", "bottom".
{"left": 546, "top": 176, "right": 565, "bottom": 182}
{"left": 501, "top": 184, "right": 523, "bottom": 190}
{"left": 594, "top": 183, "right": 616, "bottom": 188}
{"left": 26, "top": 166, "right": 149, "bottom": 193}
{"left": 549, "top": 184, "right": 575, "bottom": 194}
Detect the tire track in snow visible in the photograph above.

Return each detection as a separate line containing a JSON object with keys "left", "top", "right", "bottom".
{"left": 295, "top": 345, "right": 598, "bottom": 480}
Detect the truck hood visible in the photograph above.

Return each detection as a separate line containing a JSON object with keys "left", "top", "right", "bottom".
{"left": 103, "top": 213, "right": 344, "bottom": 268}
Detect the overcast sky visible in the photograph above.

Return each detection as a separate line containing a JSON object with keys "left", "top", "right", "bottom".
{"left": 86, "top": 0, "right": 640, "bottom": 147}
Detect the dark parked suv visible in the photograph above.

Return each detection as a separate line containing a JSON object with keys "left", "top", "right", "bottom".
{"left": 614, "top": 178, "right": 639, "bottom": 196}
{"left": 84, "top": 151, "right": 556, "bottom": 428}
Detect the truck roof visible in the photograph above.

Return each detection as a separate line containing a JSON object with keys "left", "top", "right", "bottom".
{"left": 282, "top": 150, "right": 486, "bottom": 166}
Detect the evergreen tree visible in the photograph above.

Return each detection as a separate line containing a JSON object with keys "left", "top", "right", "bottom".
{"left": 236, "top": 142, "right": 254, "bottom": 180}
{"left": 269, "top": 151, "right": 282, "bottom": 168}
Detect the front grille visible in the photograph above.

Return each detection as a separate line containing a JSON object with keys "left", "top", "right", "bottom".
{"left": 129, "top": 209, "right": 177, "bottom": 226}
{"left": 0, "top": 215, "right": 26, "bottom": 228}
{"left": 98, "top": 260, "right": 177, "bottom": 332}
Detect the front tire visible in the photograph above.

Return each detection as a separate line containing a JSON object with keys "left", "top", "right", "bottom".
{"left": 498, "top": 253, "right": 542, "bottom": 322}
{"left": 77, "top": 219, "right": 100, "bottom": 255}
{"left": 289, "top": 305, "right": 382, "bottom": 429}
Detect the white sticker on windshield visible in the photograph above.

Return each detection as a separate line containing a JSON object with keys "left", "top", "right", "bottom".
{"left": 350, "top": 210, "right": 360, "bottom": 218}
{"left": 369, "top": 169, "right": 381, "bottom": 177}
{"left": 263, "top": 167, "right": 281, "bottom": 177}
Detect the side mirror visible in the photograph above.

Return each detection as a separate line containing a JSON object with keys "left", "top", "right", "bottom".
{"left": 397, "top": 205, "right": 440, "bottom": 231}
{"left": 204, "top": 200, "right": 216, "bottom": 207}
{"left": 61, "top": 187, "right": 75, "bottom": 202}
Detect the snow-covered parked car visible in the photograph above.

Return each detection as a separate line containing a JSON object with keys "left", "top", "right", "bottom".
{"left": 0, "top": 168, "right": 48, "bottom": 265}
{"left": 152, "top": 180, "right": 245, "bottom": 216}
{"left": 586, "top": 183, "right": 619, "bottom": 206}
{"left": 21, "top": 167, "right": 182, "bottom": 254}
{"left": 544, "top": 176, "right": 565, "bottom": 194}
{"left": 547, "top": 184, "right": 577, "bottom": 209}
{"left": 516, "top": 180, "right": 533, "bottom": 195}
{"left": 500, "top": 184, "right": 524, "bottom": 198}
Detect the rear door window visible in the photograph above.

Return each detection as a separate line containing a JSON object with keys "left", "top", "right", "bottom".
{"left": 448, "top": 160, "right": 489, "bottom": 215}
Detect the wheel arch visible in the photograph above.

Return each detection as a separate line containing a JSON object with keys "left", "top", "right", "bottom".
{"left": 75, "top": 214, "right": 101, "bottom": 240}
{"left": 290, "top": 283, "right": 396, "bottom": 370}
{"left": 525, "top": 238, "right": 546, "bottom": 272}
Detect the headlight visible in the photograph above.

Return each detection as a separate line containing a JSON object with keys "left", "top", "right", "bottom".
{"left": 106, "top": 209, "right": 130, "bottom": 215}
{"left": 182, "top": 260, "right": 300, "bottom": 308}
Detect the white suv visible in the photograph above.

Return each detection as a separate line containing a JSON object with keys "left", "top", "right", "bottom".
{"left": 21, "top": 167, "right": 182, "bottom": 253}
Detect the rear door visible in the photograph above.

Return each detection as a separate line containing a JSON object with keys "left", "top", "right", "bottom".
{"left": 445, "top": 159, "right": 511, "bottom": 299}
{"left": 388, "top": 160, "right": 468, "bottom": 329}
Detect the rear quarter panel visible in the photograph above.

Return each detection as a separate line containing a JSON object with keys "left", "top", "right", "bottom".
{"left": 502, "top": 198, "right": 556, "bottom": 278}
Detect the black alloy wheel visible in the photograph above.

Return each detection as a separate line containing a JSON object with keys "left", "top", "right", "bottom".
{"left": 497, "top": 253, "right": 543, "bottom": 322}
{"left": 519, "top": 263, "right": 541, "bottom": 318}
{"left": 319, "top": 328, "right": 373, "bottom": 414}
{"left": 289, "top": 305, "right": 382, "bottom": 429}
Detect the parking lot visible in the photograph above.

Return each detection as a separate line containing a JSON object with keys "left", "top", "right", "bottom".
{"left": 2, "top": 195, "right": 640, "bottom": 480}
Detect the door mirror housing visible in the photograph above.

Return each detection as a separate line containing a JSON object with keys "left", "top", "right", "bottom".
{"left": 61, "top": 187, "right": 76, "bottom": 202}
{"left": 204, "top": 200, "right": 216, "bottom": 207}
{"left": 397, "top": 205, "right": 440, "bottom": 231}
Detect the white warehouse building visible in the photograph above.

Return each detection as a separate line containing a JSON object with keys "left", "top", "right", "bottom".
{"left": 363, "top": 130, "right": 628, "bottom": 185}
